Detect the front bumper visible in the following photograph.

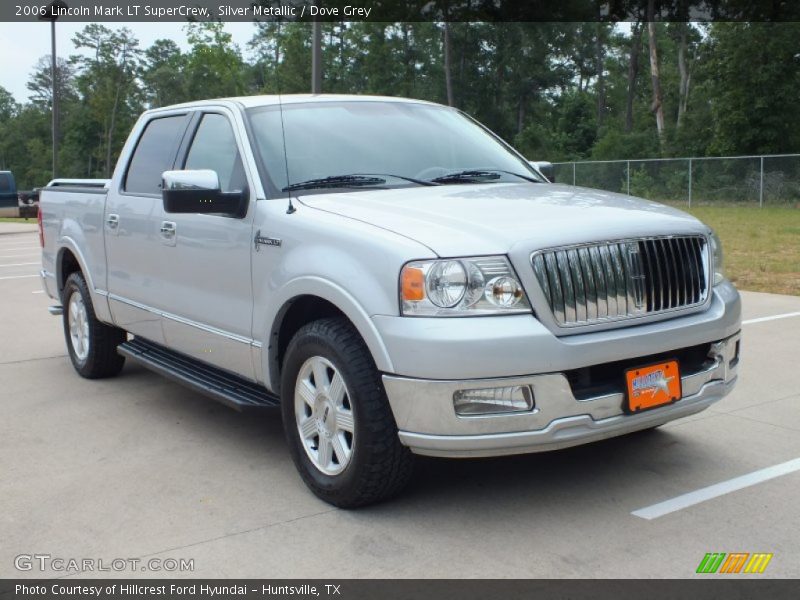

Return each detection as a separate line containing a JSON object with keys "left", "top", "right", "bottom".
{"left": 383, "top": 331, "right": 740, "bottom": 457}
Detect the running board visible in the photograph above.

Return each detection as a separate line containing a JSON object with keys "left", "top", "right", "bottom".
{"left": 118, "top": 337, "right": 280, "bottom": 411}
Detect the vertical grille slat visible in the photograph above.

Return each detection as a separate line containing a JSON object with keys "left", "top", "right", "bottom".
{"left": 543, "top": 252, "right": 565, "bottom": 323}
{"left": 691, "top": 237, "right": 707, "bottom": 299}
{"left": 651, "top": 239, "right": 665, "bottom": 311}
{"left": 588, "top": 246, "right": 608, "bottom": 319}
{"left": 532, "top": 236, "right": 709, "bottom": 327}
{"left": 556, "top": 250, "right": 577, "bottom": 323}
{"left": 609, "top": 243, "right": 628, "bottom": 316}
{"left": 602, "top": 245, "right": 617, "bottom": 317}
{"left": 679, "top": 237, "right": 695, "bottom": 304}
{"left": 578, "top": 247, "right": 598, "bottom": 321}
{"left": 656, "top": 239, "right": 671, "bottom": 310}
{"left": 640, "top": 240, "right": 656, "bottom": 312}
{"left": 567, "top": 249, "right": 587, "bottom": 322}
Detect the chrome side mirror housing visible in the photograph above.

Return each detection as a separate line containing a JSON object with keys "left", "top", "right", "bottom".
{"left": 161, "top": 170, "right": 247, "bottom": 217}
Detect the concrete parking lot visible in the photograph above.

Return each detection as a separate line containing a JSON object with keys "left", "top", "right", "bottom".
{"left": 1, "top": 226, "right": 799, "bottom": 579}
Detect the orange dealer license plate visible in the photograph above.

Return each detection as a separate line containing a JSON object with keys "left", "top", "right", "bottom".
{"left": 625, "top": 360, "right": 682, "bottom": 413}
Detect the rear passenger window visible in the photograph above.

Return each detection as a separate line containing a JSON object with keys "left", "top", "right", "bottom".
{"left": 184, "top": 114, "right": 246, "bottom": 193}
{"left": 124, "top": 115, "right": 186, "bottom": 195}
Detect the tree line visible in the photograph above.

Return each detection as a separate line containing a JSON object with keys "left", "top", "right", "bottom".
{"left": 0, "top": 21, "right": 798, "bottom": 191}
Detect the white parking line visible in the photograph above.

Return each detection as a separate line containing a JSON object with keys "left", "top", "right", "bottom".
{"left": 632, "top": 457, "right": 800, "bottom": 520}
{"left": 0, "top": 247, "right": 39, "bottom": 252}
{"left": 0, "top": 262, "right": 39, "bottom": 268}
{"left": 743, "top": 312, "right": 800, "bottom": 325}
{"left": 0, "top": 274, "right": 38, "bottom": 280}
{"left": 32, "top": 290, "right": 44, "bottom": 294}
{"left": 0, "top": 253, "right": 40, "bottom": 258}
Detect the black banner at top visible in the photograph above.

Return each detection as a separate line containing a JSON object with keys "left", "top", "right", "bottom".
{"left": 4, "top": 0, "right": 800, "bottom": 23}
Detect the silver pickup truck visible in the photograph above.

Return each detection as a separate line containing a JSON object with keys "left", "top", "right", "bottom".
{"left": 39, "top": 95, "right": 741, "bottom": 507}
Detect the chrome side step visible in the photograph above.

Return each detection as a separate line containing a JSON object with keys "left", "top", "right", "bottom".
{"left": 48, "top": 305, "right": 63, "bottom": 316}
{"left": 118, "top": 337, "right": 280, "bottom": 411}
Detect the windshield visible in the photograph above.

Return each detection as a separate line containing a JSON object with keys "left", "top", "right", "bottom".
{"left": 246, "top": 101, "right": 542, "bottom": 194}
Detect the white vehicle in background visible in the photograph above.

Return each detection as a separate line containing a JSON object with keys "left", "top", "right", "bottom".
{"left": 39, "top": 95, "right": 741, "bottom": 507}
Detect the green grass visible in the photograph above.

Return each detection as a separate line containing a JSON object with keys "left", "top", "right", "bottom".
{"left": 0, "top": 217, "right": 37, "bottom": 223}
{"left": 676, "top": 205, "right": 800, "bottom": 296}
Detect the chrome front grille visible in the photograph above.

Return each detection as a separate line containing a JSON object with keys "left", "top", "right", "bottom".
{"left": 531, "top": 236, "right": 709, "bottom": 326}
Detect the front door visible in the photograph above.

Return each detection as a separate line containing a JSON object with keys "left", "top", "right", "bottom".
{"left": 156, "top": 110, "right": 257, "bottom": 380}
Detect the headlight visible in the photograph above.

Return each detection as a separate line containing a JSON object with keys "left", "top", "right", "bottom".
{"left": 400, "top": 256, "right": 531, "bottom": 316}
{"left": 709, "top": 230, "right": 725, "bottom": 286}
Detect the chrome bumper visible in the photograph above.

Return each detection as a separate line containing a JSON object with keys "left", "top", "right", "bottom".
{"left": 383, "top": 332, "right": 740, "bottom": 458}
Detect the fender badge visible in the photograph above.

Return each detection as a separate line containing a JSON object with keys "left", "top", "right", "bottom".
{"left": 255, "top": 230, "right": 282, "bottom": 251}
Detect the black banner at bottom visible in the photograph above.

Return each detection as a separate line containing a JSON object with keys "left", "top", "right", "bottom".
{"left": 1, "top": 580, "right": 798, "bottom": 600}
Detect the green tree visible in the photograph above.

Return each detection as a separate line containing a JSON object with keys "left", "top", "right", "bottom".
{"left": 72, "top": 24, "right": 143, "bottom": 176}
{"left": 706, "top": 22, "right": 800, "bottom": 155}
{"left": 184, "top": 22, "right": 247, "bottom": 99}
{"left": 141, "top": 39, "right": 189, "bottom": 108}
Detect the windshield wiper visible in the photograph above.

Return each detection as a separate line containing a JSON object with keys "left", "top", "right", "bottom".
{"left": 282, "top": 173, "right": 440, "bottom": 192}
{"left": 355, "top": 173, "right": 439, "bottom": 186}
{"left": 282, "top": 175, "right": 386, "bottom": 192}
{"left": 429, "top": 169, "right": 540, "bottom": 184}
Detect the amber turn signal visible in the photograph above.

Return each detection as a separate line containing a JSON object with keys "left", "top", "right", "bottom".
{"left": 401, "top": 266, "right": 426, "bottom": 301}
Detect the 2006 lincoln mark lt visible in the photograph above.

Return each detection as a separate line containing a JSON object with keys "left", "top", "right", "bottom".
{"left": 39, "top": 95, "right": 741, "bottom": 507}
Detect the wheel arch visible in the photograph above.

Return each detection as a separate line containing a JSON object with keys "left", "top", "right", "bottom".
{"left": 264, "top": 281, "right": 394, "bottom": 394}
{"left": 54, "top": 238, "right": 113, "bottom": 323}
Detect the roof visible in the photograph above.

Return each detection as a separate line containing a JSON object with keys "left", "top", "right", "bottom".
{"left": 152, "top": 94, "right": 443, "bottom": 112}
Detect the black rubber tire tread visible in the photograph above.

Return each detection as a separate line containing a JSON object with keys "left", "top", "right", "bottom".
{"left": 281, "top": 317, "right": 414, "bottom": 508}
{"left": 62, "top": 272, "right": 126, "bottom": 379}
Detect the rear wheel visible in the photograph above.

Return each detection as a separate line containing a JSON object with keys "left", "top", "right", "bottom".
{"left": 281, "top": 317, "right": 414, "bottom": 508}
{"left": 62, "top": 272, "right": 126, "bottom": 379}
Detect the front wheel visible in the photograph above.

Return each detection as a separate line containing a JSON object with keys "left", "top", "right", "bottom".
{"left": 281, "top": 318, "right": 414, "bottom": 508}
{"left": 62, "top": 272, "right": 126, "bottom": 379}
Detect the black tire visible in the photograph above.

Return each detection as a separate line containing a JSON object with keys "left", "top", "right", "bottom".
{"left": 281, "top": 317, "right": 414, "bottom": 508}
{"left": 62, "top": 272, "right": 126, "bottom": 379}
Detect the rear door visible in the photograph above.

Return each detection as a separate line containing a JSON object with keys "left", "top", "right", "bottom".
{"left": 104, "top": 111, "right": 190, "bottom": 344}
{"left": 155, "top": 109, "right": 258, "bottom": 380}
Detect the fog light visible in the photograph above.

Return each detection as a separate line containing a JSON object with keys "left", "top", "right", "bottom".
{"left": 453, "top": 385, "right": 534, "bottom": 416}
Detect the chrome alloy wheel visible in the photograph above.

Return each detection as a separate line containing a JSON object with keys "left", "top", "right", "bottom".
{"left": 294, "top": 356, "right": 355, "bottom": 476}
{"left": 68, "top": 292, "right": 90, "bottom": 362}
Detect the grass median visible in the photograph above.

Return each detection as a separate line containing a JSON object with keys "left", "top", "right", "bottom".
{"left": 676, "top": 205, "right": 799, "bottom": 296}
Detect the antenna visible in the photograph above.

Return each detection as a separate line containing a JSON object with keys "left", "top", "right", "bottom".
{"left": 277, "top": 89, "right": 295, "bottom": 214}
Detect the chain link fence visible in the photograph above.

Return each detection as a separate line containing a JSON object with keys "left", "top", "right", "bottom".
{"left": 552, "top": 154, "right": 800, "bottom": 206}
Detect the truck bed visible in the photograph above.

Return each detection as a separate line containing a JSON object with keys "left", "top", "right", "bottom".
{"left": 40, "top": 179, "right": 111, "bottom": 306}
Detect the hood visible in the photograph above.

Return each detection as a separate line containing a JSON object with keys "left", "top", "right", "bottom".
{"left": 298, "top": 183, "right": 708, "bottom": 257}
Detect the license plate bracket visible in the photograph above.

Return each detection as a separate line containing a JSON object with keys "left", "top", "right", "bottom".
{"left": 625, "top": 359, "right": 682, "bottom": 413}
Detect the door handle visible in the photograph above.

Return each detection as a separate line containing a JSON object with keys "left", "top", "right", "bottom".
{"left": 160, "top": 221, "right": 176, "bottom": 237}
{"left": 106, "top": 214, "right": 119, "bottom": 229}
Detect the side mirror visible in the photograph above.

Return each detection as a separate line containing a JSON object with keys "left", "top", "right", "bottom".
{"left": 529, "top": 161, "right": 554, "bottom": 183}
{"left": 162, "top": 170, "right": 247, "bottom": 217}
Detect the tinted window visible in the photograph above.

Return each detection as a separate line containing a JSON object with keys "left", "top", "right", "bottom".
{"left": 0, "top": 173, "right": 11, "bottom": 193}
{"left": 184, "top": 114, "right": 245, "bottom": 192}
{"left": 125, "top": 115, "right": 186, "bottom": 195}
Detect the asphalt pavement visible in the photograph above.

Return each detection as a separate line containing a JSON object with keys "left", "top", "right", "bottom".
{"left": 1, "top": 226, "right": 798, "bottom": 579}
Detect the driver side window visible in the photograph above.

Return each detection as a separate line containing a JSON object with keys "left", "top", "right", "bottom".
{"left": 184, "top": 113, "right": 246, "bottom": 193}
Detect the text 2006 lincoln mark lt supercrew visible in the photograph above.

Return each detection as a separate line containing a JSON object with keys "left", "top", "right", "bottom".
{"left": 39, "top": 95, "right": 741, "bottom": 507}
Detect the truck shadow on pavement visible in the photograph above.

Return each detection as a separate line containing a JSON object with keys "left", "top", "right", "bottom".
{"left": 119, "top": 362, "right": 702, "bottom": 517}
